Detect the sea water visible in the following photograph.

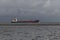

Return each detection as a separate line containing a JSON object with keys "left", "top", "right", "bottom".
{"left": 0, "top": 26, "right": 60, "bottom": 40}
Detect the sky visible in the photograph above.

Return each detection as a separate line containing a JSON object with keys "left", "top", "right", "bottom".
{"left": 0, "top": 0, "right": 60, "bottom": 23}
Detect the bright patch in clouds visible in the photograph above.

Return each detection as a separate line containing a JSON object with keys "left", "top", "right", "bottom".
{"left": 44, "top": 0, "right": 50, "bottom": 7}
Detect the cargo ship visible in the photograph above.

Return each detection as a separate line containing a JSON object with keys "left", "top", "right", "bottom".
{"left": 11, "top": 18, "right": 39, "bottom": 23}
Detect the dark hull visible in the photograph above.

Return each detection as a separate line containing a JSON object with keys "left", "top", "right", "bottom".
{"left": 11, "top": 21, "right": 39, "bottom": 23}
{"left": 11, "top": 20, "right": 39, "bottom": 23}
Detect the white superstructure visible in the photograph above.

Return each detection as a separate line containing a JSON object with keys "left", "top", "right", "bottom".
{"left": 12, "top": 18, "right": 17, "bottom": 22}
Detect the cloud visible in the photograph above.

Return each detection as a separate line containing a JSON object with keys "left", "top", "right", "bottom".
{"left": 0, "top": 0, "right": 60, "bottom": 22}
{"left": 0, "top": 0, "right": 58, "bottom": 16}
{"left": 44, "top": 0, "right": 50, "bottom": 7}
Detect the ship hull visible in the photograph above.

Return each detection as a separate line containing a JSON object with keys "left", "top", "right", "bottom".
{"left": 11, "top": 20, "right": 39, "bottom": 23}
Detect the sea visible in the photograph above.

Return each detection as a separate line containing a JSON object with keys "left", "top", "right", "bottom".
{"left": 0, "top": 26, "right": 60, "bottom": 40}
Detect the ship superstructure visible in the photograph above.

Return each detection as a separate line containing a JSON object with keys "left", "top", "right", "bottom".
{"left": 11, "top": 17, "right": 17, "bottom": 22}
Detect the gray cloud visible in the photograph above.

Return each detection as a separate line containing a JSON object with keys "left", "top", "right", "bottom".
{"left": 0, "top": 0, "right": 60, "bottom": 22}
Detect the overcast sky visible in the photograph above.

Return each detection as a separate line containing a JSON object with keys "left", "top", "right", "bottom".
{"left": 0, "top": 0, "right": 60, "bottom": 23}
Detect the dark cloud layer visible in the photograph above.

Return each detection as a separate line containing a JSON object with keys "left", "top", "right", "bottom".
{"left": 0, "top": 0, "right": 60, "bottom": 22}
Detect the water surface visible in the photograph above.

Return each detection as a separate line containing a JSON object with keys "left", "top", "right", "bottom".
{"left": 0, "top": 26, "right": 60, "bottom": 40}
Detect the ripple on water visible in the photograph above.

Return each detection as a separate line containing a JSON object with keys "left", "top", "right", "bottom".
{"left": 0, "top": 26, "right": 60, "bottom": 40}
